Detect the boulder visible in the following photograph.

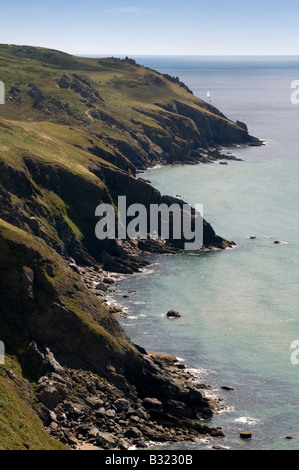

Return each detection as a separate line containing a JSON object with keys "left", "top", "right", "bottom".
{"left": 96, "top": 432, "right": 117, "bottom": 449}
{"left": 124, "top": 427, "right": 142, "bottom": 439}
{"left": 118, "top": 439, "right": 130, "bottom": 450}
{"left": 88, "top": 426, "right": 100, "bottom": 439}
{"left": 166, "top": 310, "right": 181, "bottom": 318}
{"left": 36, "top": 385, "right": 61, "bottom": 410}
{"left": 66, "top": 434, "right": 78, "bottom": 447}
{"left": 114, "top": 398, "right": 130, "bottom": 412}
{"left": 240, "top": 431, "right": 252, "bottom": 439}
{"left": 135, "top": 408, "right": 150, "bottom": 421}
{"left": 84, "top": 396, "right": 104, "bottom": 409}
{"left": 105, "top": 409, "right": 116, "bottom": 418}
{"left": 143, "top": 397, "right": 163, "bottom": 412}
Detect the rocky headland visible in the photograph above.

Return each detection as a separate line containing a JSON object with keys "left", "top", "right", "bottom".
{"left": 0, "top": 45, "right": 262, "bottom": 450}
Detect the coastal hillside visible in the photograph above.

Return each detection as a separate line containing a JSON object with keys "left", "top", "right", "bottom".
{"left": 0, "top": 45, "right": 259, "bottom": 449}
{"left": 0, "top": 44, "right": 260, "bottom": 169}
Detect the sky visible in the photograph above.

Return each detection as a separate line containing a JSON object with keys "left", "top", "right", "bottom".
{"left": 1, "top": 0, "right": 299, "bottom": 56}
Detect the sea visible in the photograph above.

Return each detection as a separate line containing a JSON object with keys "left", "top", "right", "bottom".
{"left": 105, "top": 56, "right": 299, "bottom": 450}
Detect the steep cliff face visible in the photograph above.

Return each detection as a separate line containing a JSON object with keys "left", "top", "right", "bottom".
{"left": 0, "top": 119, "right": 233, "bottom": 274}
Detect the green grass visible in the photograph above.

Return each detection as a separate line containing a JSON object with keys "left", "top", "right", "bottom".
{"left": 0, "top": 356, "right": 67, "bottom": 450}
{"left": 0, "top": 119, "right": 115, "bottom": 178}
{"left": 0, "top": 44, "right": 244, "bottom": 143}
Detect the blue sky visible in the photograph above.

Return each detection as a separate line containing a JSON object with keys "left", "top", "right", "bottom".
{"left": 1, "top": 0, "right": 298, "bottom": 55}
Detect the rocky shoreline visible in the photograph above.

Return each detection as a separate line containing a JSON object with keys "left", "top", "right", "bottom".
{"left": 34, "top": 257, "right": 224, "bottom": 451}
{"left": 35, "top": 350, "right": 225, "bottom": 451}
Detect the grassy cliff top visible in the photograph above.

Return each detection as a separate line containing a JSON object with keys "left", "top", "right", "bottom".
{"left": 0, "top": 44, "right": 256, "bottom": 171}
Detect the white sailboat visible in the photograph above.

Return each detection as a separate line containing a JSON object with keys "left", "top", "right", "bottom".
{"left": 207, "top": 91, "right": 211, "bottom": 103}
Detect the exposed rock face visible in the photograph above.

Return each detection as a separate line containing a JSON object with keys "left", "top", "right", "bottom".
{"left": 0, "top": 153, "right": 233, "bottom": 278}
{"left": 57, "top": 74, "right": 70, "bottom": 89}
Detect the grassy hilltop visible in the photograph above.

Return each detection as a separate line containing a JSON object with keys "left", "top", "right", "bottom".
{"left": 0, "top": 44, "right": 258, "bottom": 169}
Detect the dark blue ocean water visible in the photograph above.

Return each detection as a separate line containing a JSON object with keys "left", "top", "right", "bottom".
{"left": 106, "top": 56, "right": 299, "bottom": 450}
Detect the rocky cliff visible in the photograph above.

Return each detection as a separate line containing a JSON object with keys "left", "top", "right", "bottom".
{"left": 0, "top": 219, "right": 224, "bottom": 449}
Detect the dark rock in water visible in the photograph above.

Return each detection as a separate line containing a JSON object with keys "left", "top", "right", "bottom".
{"left": 285, "top": 436, "right": 293, "bottom": 440}
{"left": 249, "top": 236, "right": 257, "bottom": 240}
{"left": 221, "top": 386, "right": 234, "bottom": 391}
{"left": 219, "top": 162, "right": 228, "bottom": 165}
{"left": 208, "top": 427, "right": 225, "bottom": 438}
{"left": 95, "top": 282, "right": 108, "bottom": 291}
{"left": 167, "top": 310, "right": 181, "bottom": 318}
{"left": 240, "top": 431, "right": 252, "bottom": 439}
{"left": 103, "top": 277, "right": 115, "bottom": 285}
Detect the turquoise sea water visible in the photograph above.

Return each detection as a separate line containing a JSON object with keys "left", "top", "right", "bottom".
{"left": 110, "top": 57, "right": 299, "bottom": 450}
